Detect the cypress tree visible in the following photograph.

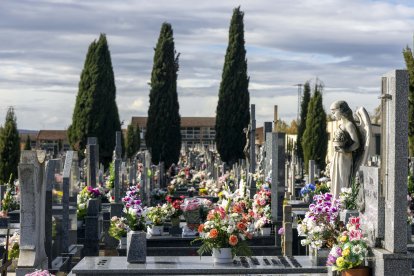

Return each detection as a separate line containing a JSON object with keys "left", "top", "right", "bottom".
{"left": 403, "top": 45, "right": 414, "bottom": 156}
{"left": 68, "top": 34, "right": 121, "bottom": 168}
{"left": 24, "top": 135, "right": 31, "bottom": 150}
{"left": 0, "top": 107, "right": 20, "bottom": 183}
{"left": 301, "top": 83, "right": 328, "bottom": 171}
{"left": 126, "top": 124, "right": 140, "bottom": 159}
{"left": 145, "top": 23, "right": 181, "bottom": 168}
{"left": 215, "top": 6, "right": 250, "bottom": 165}
{"left": 296, "top": 82, "right": 311, "bottom": 163}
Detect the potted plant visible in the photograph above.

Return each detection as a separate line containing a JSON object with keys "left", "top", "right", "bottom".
{"left": 339, "top": 179, "right": 360, "bottom": 224}
{"left": 327, "top": 217, "right": 370, "bottom": 276}
{"left": 297, "top": 193, "right": 342, "bottom": 266}
{"left": 76, "top": 185, "right": 105, "bottom": 220}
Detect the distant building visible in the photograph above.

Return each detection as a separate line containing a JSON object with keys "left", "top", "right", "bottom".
{"left": 131, "top": 116, "right": 216, "bottom": 148}
{"left": 36, "top": 130, "right": 70, "bottom": 153}
{"left": 18, "top": 130, "right": 38, "bottom": 150}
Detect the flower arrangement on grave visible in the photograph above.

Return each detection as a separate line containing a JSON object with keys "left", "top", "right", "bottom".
{"left": 26, "top": 270, "right": 55, "bottom": 276}
{"left": 147, "top": 205, "right": 173, "bottom": 227}
{"left": 297, "top": 193, "right": 342, "bottom": 249}
{"left": 250, "top": 170, "right": 265, "bottom": 190}
{"left": 123, "top": 198, "right": 146, "bottom": 231}
{"left": 300, "top": 183, "right": 316, "bottom": 202}
{"left": 76, "top": 185, "right": 106, "bottom": 220}
{"left": 0, "top": 176, "right": 19, "bottom": 217}
{"left": 252, "top": 187, "right": 272, "bottom": 230}
{"left": 315, "top": 181, "right": 330, "bottom": 195}
{"left": 408, "top": 195, "right": 414, "bottom": 224}
{"left": 192, "top": 201, "right": 253, "bottom": 257}
{"left": 150, "top": 188, "right": 167, "bottom": 201}
{"left": 2, "top": 232, "right": 20, "bottom": 260}
{"left": 181, "top": 198, "right": 202, "bottom": 228}
{"left": 122, "top": 186, "right": 141, "bottom": 207}
{"left": 107, "top": 161, "right": 115, "bottom": 189}
{"left": 191, "top": 171, "right": 206, "bottom": 185}
{"left": 339, "top": 178, "right": 359, "bottom": 210}
{"left": 109, "top": 216, "right": 128, "bottom": 240}
{"left": 327, "top": 217, "right": 369, "bottom": 272}
{"left": 165, "top": 196, "right": 184, "bottom": 218}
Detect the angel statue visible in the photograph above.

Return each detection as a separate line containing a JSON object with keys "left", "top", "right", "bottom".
{"left": 329, "top": 100, "right": 372, "bottom": 200}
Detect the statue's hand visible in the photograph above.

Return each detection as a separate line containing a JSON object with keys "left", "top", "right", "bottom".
{"left": 335, "top": 146, "right": 345, "bottom": 153}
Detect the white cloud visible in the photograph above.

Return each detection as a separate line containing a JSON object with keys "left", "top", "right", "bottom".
{"left": 0, "top": 0, "right": 411, "bottom": 129}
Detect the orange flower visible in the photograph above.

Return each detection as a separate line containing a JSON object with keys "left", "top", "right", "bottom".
{"left": 209, "top": 229, "right": 218, "bottom": 239}
{"left": 229, "top": 234, "right": 238, "bottom": 246}
{"left": 198, "top": 224, "right": 204, "bottom": 233}
{"left": 244, "top": 231, "right": 253, "bottom": 239}
{"left": 237, "top": 222, "right": 246, "bottom": 231}
{"left": 233, "top": 204, "right": 242, "bottom": 213}
{"left": 207, "top": 213, "right": 215, "bottom": 221}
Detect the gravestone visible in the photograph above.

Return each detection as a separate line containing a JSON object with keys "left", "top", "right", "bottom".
{"left": 86, "top": 137, "right": 98, "bottom": 187}
{"left": 359, "top": 166, "right": 384, "bottom": 247}
{"left": 61, "top": 151, "right": 74, "bottom": 254}
{"left": 263, "top": 122, "right": 272, "bottom": 143}
{"left": 370, "top": 70, "right": 412, "bottom": 275}
{"left": 265, "top": 132, "right": 285, "bottom": 237}
{"left": 44, "top": 159, "right": 60, "bottom": 268}
{"left": 249, "top": 104, "right": 257, "bottom": 195}
{"left": 308, "top": 160, "right": 315, "bottom": 185}
{"left": 84, "top": 199, "right": 101, "bottom": 256}
{"left": 16, "top": 150, "right": 48, "bottom": 276}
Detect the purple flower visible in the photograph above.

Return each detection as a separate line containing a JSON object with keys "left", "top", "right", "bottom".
{"left": 126, "top": 203, "right": 131, "bottom": 208}
{"left": 278, "top": 227, "right": 285, "bottom": 235}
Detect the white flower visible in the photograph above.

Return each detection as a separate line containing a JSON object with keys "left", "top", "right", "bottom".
{"left": 351, "top": 244, "right": 362, "bottom": 255}
{"left": 301, "top": 239, "right": 310, "bottom": 246}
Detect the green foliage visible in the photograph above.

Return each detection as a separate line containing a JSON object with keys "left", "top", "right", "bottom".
{"left": 24, "top": 135, "right": 31, "bottom": 150}
{"left": 8, "top": 242, "right": 19, "bottom": 260}
{"left": 215, "top": 6, "right": 250, "bottom": 165}
{"left": 68, "top": 34, "right": 121, "bottom": 168}
{"left": 297, "top": 82, "right": 311, "bottom": 162}
{"left": 145, "top": 23, "right": 181, "bottom": 168}
{"left": 408, "top": 172, "right": 414, "bottom": 195}
{"left": 107, "top": 161, "right": 115, "bottom": 189}
{"left": 302, "top": 83, "right": 328, "bottom": 171}
{"left": 0, "top": 107, "right": 20, "bottom": 183}
{"left": 126, "top": 124, "right": 140, "bottom": 159}
{"left": 108, "top": 216, "right": 128, "bottom": 240}
{"left": 1, "top": 175, "right": 18, "bottom": 212}
{"left": 403, "top": 45, "right": 414, "bottom": 156}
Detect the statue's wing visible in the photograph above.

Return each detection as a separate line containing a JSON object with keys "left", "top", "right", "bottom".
{"left": 354, "top": 107, "right": 372, "bottom": 174}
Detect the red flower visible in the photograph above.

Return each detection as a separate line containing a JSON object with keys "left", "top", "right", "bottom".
{"left": 229, "top": 235, "right": 238, "bottom": 246}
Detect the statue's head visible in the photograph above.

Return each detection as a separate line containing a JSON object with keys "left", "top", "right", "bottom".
{"left": 330, "top": 100, "right": 353, "bottom": 121}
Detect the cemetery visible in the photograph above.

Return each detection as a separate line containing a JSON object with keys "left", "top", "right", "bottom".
{"left": 2, "top": 3, "right": 414, "bottom": 276}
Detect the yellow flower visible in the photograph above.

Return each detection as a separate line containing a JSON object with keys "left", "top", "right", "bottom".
{"left": 336, "top": 257, "right": 345, "bottom": 267}
{"left": 339, "top": 236, "right": 347, "bottom": 243}
{"left": 342, "top": 248, "right": 350, "bottom": 257}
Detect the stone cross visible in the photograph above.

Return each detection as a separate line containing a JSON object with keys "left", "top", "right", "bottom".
{"left": 370, "top": 70, "right": 412, "bottom": 275}
{"left": 86, "top": 137, "right": 98, "bottom": 187}
{"left": 16, "top": 151, "right": 48, "bottom": 276}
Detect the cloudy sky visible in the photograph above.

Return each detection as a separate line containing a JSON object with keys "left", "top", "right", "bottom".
{"left": 0, "top": 0, "right": 413, "bottom": 130}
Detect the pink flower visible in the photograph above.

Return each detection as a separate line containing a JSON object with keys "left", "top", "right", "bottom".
{"left": 349, "top": 229, "right": 363, "bottom": 241}
{"left": 278, "top": 227, "right": 285, "bottom": 235}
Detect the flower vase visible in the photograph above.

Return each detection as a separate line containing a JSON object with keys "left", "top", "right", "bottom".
{"left": 310, "top": 247, "right": 330, "bottom": 266}
{"left": 127, "top": 231, "right": 146, "bottom": 263}
{"left": 212, "top": 248, "right": 233, "bottom": 264}
{"left": 148, "top": 225, "right": 163, "bottom": 236}
{"left": 7, "top": 259, "right": 18, "bottom": 272}
{"left": 260, "top": 227, "right": 271, "bottom": 236}
{"left": 119, "top": 236, "right": 127, "bottom": 247}
{"left": 171, "top": 216, "right": 180, "bottom": 227}
{"left": 341, "top": 266, "right": 370, "bottom": 276}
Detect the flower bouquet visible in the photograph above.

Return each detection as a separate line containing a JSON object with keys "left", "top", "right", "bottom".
{"left": 181, "top": 198, "right": 202, "bottom": 236}
{"left": 122, "top": 186, "right": 141, "bottom": 208}
{"left": 327, "top": 217, "right": 369, "bottom": 272}
{"left": 26, "top": 270, "right": 55, "bottom": 276}
{"left": 109, "top": 216, "right": 128, "bottom": 240}
{"left": 77, "top": 186, "right": 105, "bottom": 220}
{"left": 297, "top": 193, "right": 342, "bottom": 249}
{"left": 193, "top": 205, "right": 252, "bottom": 263}
{"left": 300, "top": 183, "right": 316, "bottom": 203}
{"left": 252, "top": 187, "right": 272, "bottom": 233}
